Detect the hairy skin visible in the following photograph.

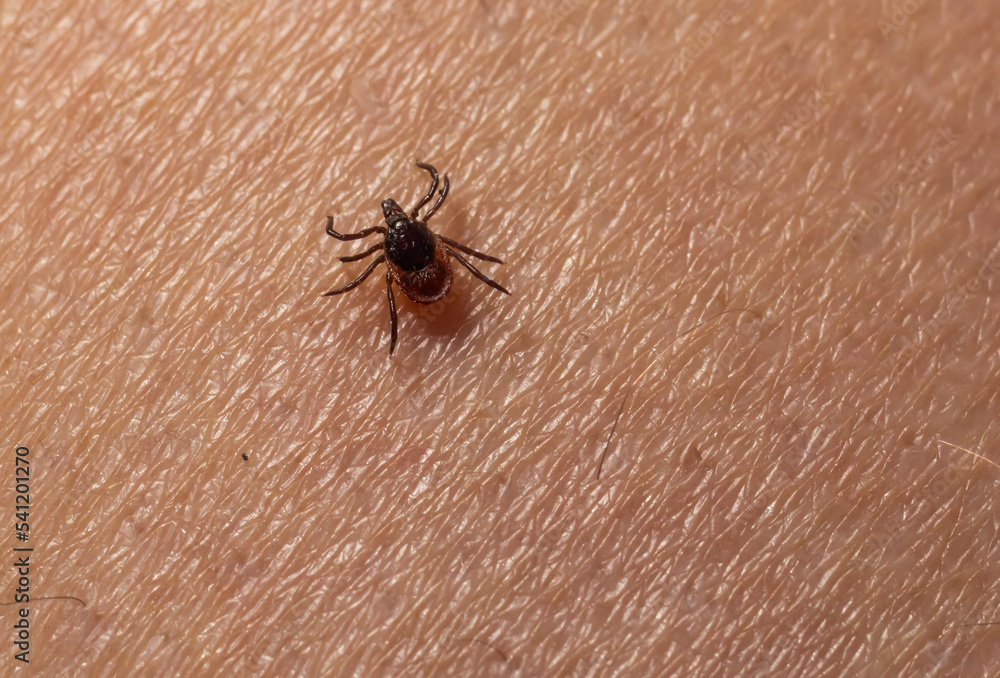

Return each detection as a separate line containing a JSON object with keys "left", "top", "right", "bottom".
{"left": 2, "top": 0, "right": 999, "bottom": 675}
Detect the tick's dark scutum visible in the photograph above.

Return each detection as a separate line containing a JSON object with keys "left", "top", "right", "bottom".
{"left": 385, "top": 219, "right": 437, "bottom": 271}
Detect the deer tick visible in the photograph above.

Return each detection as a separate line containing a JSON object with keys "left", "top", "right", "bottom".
{"left": 322, "top": 162, "right": 510, "bottom": 355}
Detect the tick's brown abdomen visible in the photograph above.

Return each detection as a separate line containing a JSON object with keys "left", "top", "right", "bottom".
{"left": 389, "top": 244, "right": 453, "bottom": 304}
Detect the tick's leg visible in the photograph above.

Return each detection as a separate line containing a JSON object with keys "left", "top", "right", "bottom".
{"left": 423, "top": 174, "right": 449, "bottom": 221}
{"left": 444, "top": 247, "right": 511, "bottom": 295}
{"left": 326, "top": 215, "right": 386, "bottom": 241}
{"left": 339, "top": 242, "right": 384, "bottom": 263}
{"left": 386, "top": 270, "right": 398, "bottom": 355}
{"left": 322, "top": 255, "right": 385, "bottom": 296}
{"left": 410, "top": 162, "right": 440, "bottom": 219}
{"left": 439, "top": 235, "right": 503, "bottom": 263}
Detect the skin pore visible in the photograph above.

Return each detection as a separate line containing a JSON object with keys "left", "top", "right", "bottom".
{"left": 3, "top": 0, "right": 999, "bottom": 675}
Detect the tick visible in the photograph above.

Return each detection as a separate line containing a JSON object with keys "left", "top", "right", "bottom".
{"left": 322, "top": 162, "right": 510, "bottom": 355}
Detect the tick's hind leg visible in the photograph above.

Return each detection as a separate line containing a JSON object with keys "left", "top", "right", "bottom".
{"left": 423, "top": 174, "right": 449, "bottom": 221}
{"left": 326, "top": 216, "right": 386, "bottom": 241}
{"left": 386, "top": 270, "right": 398, "bottom": 355}
{"left": 411, "top": 162, "right": 440, "bottom": 219}
{"left": 322, "top": 255, "right": 385, "bottom": 296}
{"left": 444, "top": 247, "right": 510, "bottom": 295}
{"left": 439, "top": 235, "right": 503, "bottom": 264}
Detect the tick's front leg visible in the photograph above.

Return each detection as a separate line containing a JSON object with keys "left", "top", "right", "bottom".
{"left": 411, "top": 162, "right": 440, "bottom": 219}
{"left": 423, "top": 174, "right": 450, "bottom": 221}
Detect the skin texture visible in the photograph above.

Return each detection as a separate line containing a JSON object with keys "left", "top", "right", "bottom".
{"left": 2, "top": 0, "right": 999, "bottom": 675}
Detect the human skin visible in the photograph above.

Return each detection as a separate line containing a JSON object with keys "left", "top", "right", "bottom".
{"left": 2, "top": 0, "right": 999, "bottom": 675}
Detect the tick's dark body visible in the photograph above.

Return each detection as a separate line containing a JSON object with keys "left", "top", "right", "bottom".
{"left": 381, "top": 202, "right": 453, "bottom": 304}
{"left": 322, "top": 162, "right": 508, "bottom": 354}
{"left": 385, "top": 217, "right": 437, "bottom": 272}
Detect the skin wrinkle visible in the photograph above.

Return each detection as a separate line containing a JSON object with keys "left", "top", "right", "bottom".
{"left": 2, "top": 0, "right": 1000, "bottom": 675}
